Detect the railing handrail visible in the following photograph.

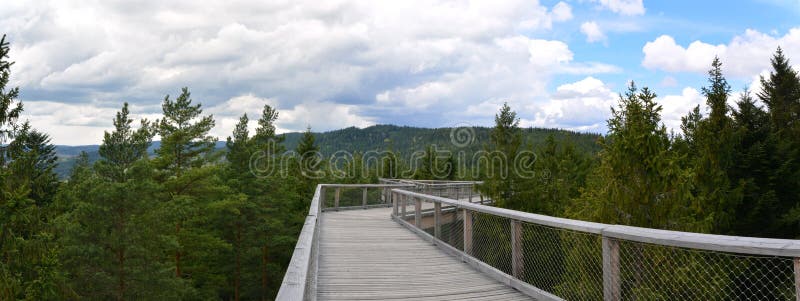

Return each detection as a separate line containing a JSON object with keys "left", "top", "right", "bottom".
{"left": 276, "top": 185, "right": 322, "bottom": 301}
{"left": 391, "top": 188, "right": 800, "bottom": 257}
{"left": 319, "top": 183, "right": 415, "bottom": 188}
{"left": 379, "top": 178, "right": 483, "bottom": 186}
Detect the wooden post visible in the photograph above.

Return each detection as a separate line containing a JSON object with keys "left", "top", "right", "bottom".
{"left": 362, "top": 187, "right": 368, "bottom": 209}
{"left": 603, "top": 236, "right": 621, "bottom": 301}
{"left": 455, "top": 186, "right": 460, "bottom": 201}
{"left": 511, "top": 220, "right": 523, "bottom": 278}
{"left": 334, "top": 187, "right": 341, "bottom": 211}
{"left": 469, "top": 188, "right": 473, "bottom": 203}
{"left": 434, "top": 202, "right": 442, "bottom": 239}
{"left": 414, "top": 198, "right": 422, "bottom": 228}
{"left": 401, "top": 194, "right": 407, "bottom": 219}
{"left": 794, "top": 257, "right": 800, "bottom": 301}
{"left": 320, "top": 187, "right": 326, "bottom": 210}
{"left": 392, "top": 192, "right": 398, "bottom": 217}
{"left": 463, "top": 209, "right": 472, "bottom": 255}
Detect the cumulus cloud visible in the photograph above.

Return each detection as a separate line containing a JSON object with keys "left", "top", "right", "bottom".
{"left": 580, "top": 22, "right": 606, "bottom": 43}
{"left": 551, "top": 2, "right": 574, "bottom": 22}
{"left": 656, "top": 87, "right": 706, "bottom": 133}
{"left": 525, "top": 77, "right": 617, "bottom": 132}
{"left": 5, "top": 0, "right": 615, "bottom": 144}
{"left": 642, "top": 29, "right": 800, "bottom": 77}
{"left": 591, "top": 0, "right": 645, "bottom": 16}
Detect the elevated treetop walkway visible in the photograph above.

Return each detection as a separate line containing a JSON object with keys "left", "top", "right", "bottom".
{"left": 278, "top": 179, "right": 800, "bottom": 300}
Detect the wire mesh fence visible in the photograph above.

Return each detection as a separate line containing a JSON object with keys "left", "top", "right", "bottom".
{"left": 617, "top": 240, "right": 796, "bottom": 300}
{"left": 320, "top": 186, "right": 393, "bottom": 210}
{"left": 390, "top": 185, "right": 800, "bottom": 301}
{"left": 519, "top": 221, "right": 603, "bottom": 300}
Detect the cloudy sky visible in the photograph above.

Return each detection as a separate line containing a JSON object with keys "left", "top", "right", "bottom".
{"left": 3, "top": 0, "right": 800, "bottom": 145}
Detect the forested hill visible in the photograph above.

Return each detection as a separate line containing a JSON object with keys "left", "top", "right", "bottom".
{"left": 54, "top": 124, "right": 601, "bottom": 177}
{"left": 282, "top": 124, "right": 601, "bottom": 156}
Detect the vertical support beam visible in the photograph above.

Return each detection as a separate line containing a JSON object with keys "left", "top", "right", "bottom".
{"left": 469, "top": 187, "right": 474, "bottom": 203}
{"left": 463, "top": 209, "right": 473, "bottom": 255}
{"left": 334, "top": 187, "right": 341, "bottom": 211}
{"left": 401, "top": 194, "right": 407, "bottom": 219}
{"left": 392, "top": 191, "right": 398, "bottom": 217}
{"left": 434, "top": 202, "right": 442, "bottom": 239}
{"left": 414, "top": 198, "right": 422, "bottom": 228}
{"left": 603, "top": 236, "right": 621, "bottom": 301}
{"left": 455, "top": 186, "right": 460, "bottom": 201}
{"left": 794, "top": 257, "right": 800, "bottom": 301}
{"left": 362, "top": 187, "right": 368, "bottom": 209}
{"left": 320, "top": 187, "right": 326, "bottom": 210}
{"left": 511, "top": 220, "right": 523, "bottom": 279}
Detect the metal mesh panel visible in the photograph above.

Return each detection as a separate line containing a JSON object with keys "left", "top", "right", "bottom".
{"left": 618, "top": 240, "right": 796, "bottom": 300}
{"left": 471, "top": 211, "right": 513, "bottom": 275}
{"left": 439, "top": 205, "right": 464, "bottom": 250}
{"left": 519, "top": 221, "right": 604, "bottom": 300}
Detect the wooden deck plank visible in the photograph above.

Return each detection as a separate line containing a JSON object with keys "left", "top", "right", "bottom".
{"left": 316, "top": 207, "right": 533, "bottom": 300}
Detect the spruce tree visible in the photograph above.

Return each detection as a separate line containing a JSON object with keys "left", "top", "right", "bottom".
{"left": 691, "top": 58, "right": 738, "bottom": 232}
{"left": 755, "top": 48, "right": 800, "bottom": 238}
{"left": 296, "top": 126, "right": 320, "bottom": 179}
{"left": 0, "top": 33, "right": 67, "bottom": 300}
{"left": 571, "top": 83, "right": 701, "bottom": 230}
{"left": 481, "top": 103, "right": 523, "bottom": 209}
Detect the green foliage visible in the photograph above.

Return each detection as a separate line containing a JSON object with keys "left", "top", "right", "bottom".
{"left": 570, "top": 83, "right": 703, "bottom": 231}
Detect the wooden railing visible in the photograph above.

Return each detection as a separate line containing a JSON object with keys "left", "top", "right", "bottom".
{"left": 390, "top": 188, "right": 800, "bottom": 301}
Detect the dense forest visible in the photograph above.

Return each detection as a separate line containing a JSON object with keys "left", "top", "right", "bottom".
{"left": 2, "top": 29, "right": 800, "bottom": 301}
{"left": 52, "top": 124, "right": 600, "bottom": 178}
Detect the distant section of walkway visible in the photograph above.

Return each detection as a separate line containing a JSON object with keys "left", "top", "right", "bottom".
{"left": 317, "top": 207, "right": 532, "bottom": 301}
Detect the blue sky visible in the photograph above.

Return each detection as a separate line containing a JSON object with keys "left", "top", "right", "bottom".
{"left": 2, "top": 0, "right": 800, "bottom": 145}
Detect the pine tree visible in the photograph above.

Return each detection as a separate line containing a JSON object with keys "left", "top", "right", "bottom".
{"left": 59, "top": 104, "right": 184, "bottom": 300}
{"left": 154, "top": 88, "right": 231, "bottom": 297}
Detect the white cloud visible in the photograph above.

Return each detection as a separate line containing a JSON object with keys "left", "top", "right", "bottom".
{"left": 551, "top": 2, "right": 573, "bottom": 22}
{"left": 591, "top": 0, "right": 645, "bottom": 16}
{"left": 525, "top": 76, "right": 617, "bottom": 132}
{"left": 659, "top": 76, "right": 678, "bottom": 87}
{"left": 656, "top": 87, "right": 706, "bottom": 133}
{"left": 642, "top": 29, "right": 800, "bottom": 77}
{"left": 580, "top": 22, "right": 606, "bottom": 43}
{"left": 3, "top": 0, "right": 617, "bottom": 144}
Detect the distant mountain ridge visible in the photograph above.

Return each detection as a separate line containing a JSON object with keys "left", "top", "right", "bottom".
{"left": 54, "top": 124, "right": 601, "bottom": 177}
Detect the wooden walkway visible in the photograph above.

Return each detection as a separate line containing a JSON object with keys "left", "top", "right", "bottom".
{"left": 317, "top": 207, "right": 533, "bottom": 300}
